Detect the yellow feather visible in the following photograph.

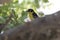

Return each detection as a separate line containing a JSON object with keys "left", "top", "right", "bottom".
{"left": 28, "top": 12, "right": 34, "bottom": 20}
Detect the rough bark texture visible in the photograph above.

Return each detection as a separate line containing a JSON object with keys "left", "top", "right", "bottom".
{"left": 0, "top": 11, "right": 60, "bottom": 40}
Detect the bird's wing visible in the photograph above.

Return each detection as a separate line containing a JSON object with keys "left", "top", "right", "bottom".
{"left": 32, "top": 13, "right": 38, "bottom": 18}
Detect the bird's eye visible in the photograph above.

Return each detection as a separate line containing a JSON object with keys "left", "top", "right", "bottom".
{"left": 30, "top": 10, "right": 33, "bottom": 12}
{"left": 30, "top": 11, "right": 32, "bottom": 12}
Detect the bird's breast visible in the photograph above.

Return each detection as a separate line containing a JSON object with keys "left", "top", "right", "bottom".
{"left": 28, "top": 12, "right": 34, "bottom": 20}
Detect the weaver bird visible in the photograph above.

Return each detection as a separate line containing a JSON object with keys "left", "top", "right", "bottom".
{"left": 26, "top": 9, "right": 38, "bottom": 21}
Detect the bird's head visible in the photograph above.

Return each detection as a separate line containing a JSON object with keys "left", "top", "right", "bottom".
{"left": 26, "top": 9, "right": 34, "bottom": 13}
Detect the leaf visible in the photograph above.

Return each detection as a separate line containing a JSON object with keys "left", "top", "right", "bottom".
{"left": 34, "top": 0, "right": 40, "bottom": 8}
{"left": 13, "top": 0, "right": 18, "bottom": 3}
{"left": 42, "top": 0, "right": 49, "bottom": 3}
{"left": 21, "top": 11, "right": 27, "bottom": 20}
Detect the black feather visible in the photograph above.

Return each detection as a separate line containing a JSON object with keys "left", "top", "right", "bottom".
{"left": 32, "top": 12, "right": 38, "bottom": 18}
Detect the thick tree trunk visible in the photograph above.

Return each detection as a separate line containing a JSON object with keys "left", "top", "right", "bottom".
{"left": 0, "top": 11, "right": 60, "bottom": 40}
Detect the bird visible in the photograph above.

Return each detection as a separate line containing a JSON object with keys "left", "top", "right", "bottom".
{"left": 26, "top": 9, "right": 39, "bottom": 21}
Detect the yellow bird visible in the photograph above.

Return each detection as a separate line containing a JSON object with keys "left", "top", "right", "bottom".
{"left": 26, "top": 9, "right": 38, "bottom": 21}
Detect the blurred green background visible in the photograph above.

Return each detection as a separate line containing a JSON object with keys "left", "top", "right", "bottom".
{"left": 0, "top": 0, "right": 49, "bottom": 30}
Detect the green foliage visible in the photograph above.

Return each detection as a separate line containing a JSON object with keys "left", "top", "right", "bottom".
{"left": 0, "top": 0, "right": 48, "bottom": 29}
{"left": 42, "top": 0, "right": 49, "bottom": 3}
{"left": 34, "top": 0, "right": 40, "bottom": 8}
